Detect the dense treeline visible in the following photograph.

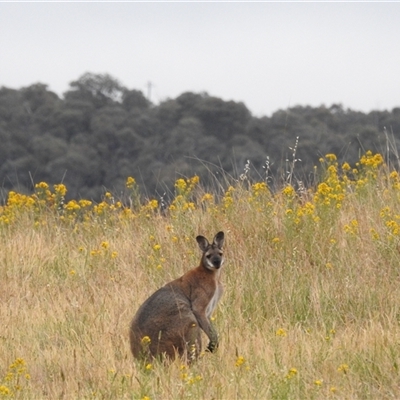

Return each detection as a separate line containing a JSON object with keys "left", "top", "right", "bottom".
{"left": 1, "top": 72, "right": 400, "bottom": 202}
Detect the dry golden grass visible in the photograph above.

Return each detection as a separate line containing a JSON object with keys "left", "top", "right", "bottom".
{"left": 2, "top": 152, "right": 400, "bottom": 399}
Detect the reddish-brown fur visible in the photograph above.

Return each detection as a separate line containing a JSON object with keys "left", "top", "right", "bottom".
{"left": 129, "top": 231, "right": 225, "bottom": 361}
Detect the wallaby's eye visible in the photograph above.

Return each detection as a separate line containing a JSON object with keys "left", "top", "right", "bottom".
{"left": 206, "top": 254, "right": 212, "bottom": 259}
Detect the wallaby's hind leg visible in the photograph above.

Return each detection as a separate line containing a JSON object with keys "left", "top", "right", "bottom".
{"left": 183, "top": 321, "right": 202, "bottom": 363}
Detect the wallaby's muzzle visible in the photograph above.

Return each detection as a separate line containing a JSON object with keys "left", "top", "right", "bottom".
{"left": 211, "top": 257, "right": 222, "bottom": 269}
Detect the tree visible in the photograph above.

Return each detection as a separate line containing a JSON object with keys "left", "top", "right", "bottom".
{"left": 21, "top": 83, "right": 59, "bottom": 114}
{"left": 122, "top": 89, "right": 150, "bottom": 112}
{"left": 193, "top": 96, "right": 251, "bottom": 140}
{"left": 65, "top": 72, "right": 125, "bottom": 109}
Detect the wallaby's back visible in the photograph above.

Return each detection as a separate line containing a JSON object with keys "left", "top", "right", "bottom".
{"left": 129, "top": 231, "right": 225, "bottom": 361}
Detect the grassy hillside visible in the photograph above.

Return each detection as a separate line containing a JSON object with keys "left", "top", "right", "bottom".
{"left": 2, "top": 151, "right": 400, "bottom": 399}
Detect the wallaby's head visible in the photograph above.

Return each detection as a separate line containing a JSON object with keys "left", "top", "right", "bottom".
{"left": 196, "top": 231, "right": 225, "bottom": 271}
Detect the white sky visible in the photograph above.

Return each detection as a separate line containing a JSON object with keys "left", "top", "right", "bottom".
{"left": 1, "top": 2, "right": 399, "bottom": 117}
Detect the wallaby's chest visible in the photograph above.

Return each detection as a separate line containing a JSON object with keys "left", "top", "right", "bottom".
{"left": 206, "top": 283, "right": 223, "bottom": 318}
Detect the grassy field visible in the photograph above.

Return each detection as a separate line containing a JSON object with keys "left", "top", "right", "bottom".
{"left": 2, "top": 151, "right": 400, "bottom": 399}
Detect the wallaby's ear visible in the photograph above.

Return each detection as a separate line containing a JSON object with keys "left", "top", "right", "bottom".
{"left": 213, "top": 231, "right": 224, "bottom": 249}
{"left": 196, "top": 235, "right": 210, "bottom": 252}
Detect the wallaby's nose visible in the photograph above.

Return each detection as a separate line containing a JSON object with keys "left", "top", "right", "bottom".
{"left": 212, "top": 258, "right": 222, "bottom": 269}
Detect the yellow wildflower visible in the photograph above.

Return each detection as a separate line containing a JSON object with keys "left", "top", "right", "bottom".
{"left": 175, "top": 178, "right": 187, "bottom": 193}
{"left": 189, "top": 175, "right": 199, "bottom": 186}
{"left": 342, "top": 162, "right": 351, "bottom": 171}
{"left": 0, "top": 386, "right": 11, "bottom": 395}
{"left": 141, "top": 336, "right": 151, "bottom": 345}
{"left": 148, "top": 199, "right": 158, "bottom": 209}
{"left": 235, "top": 356, "right": 246, "bottom": 367}
{"left": 325, "top": 154, "right": 337, "bottom": 162}
{"left": 126, "top": 176, "right": 136, "bottom": 188}
{"left": 282, "top": 185, "right": 296, "bottom": 198}
{"left": 182, "top": 202, "right": 195, "bottom": 211}
{"left": 35, "top": 182, "right": 49, "bottom": 190}
{"left": 201, "top": 193, "right": 213, "bottom": 202}
{"left": 276, "top": 328, "right": 287, "bottom": 337}
{"left": 187, "top": 374, "right": 203, "bottom": 384}
{"left": 337, "top": 363, "right": 349, "bottom": 373}
{"left": 286, "top": 368, "right": 298, "bottom": 379}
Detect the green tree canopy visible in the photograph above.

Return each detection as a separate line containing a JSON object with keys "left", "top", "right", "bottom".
{"left": 1, "top": 73, "right": 400, "bottom": 202}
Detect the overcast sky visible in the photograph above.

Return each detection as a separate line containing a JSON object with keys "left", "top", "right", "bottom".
{"left": 1, "top": 2, "right": 399, "bottom": 117}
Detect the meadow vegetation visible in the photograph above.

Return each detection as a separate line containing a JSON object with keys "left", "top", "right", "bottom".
{"left": 2, "top": 150, "right": 400, "bottom": 399}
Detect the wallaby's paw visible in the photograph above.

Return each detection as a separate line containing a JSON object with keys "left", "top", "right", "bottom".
{"left": 206, "top": 341, "right": 218, "bottom": 353}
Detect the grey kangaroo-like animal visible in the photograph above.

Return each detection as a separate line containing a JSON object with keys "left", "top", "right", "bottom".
{"left": 129, "top": 231, "right": 225, "bottom": 361}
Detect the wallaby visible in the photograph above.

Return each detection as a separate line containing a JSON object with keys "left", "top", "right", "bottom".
{"left": 129, "top": 231, "right": 225, "bottom": 361}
